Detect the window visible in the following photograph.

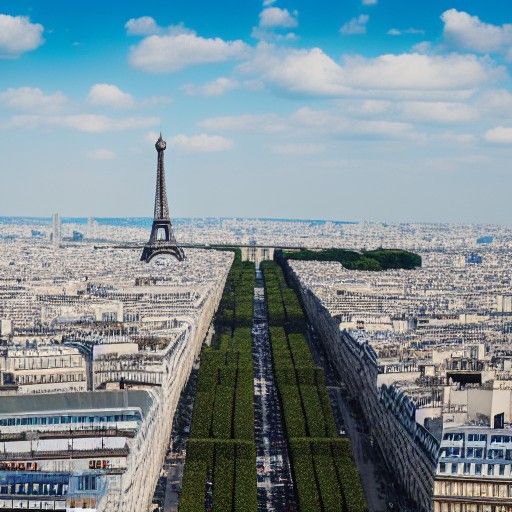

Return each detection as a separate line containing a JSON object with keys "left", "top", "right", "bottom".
{"left": 499, "top": 464, "right": 506, "bottom": 476}
{"left": 439, "top": 462, "right": 446, "bottom": 473}
{"left": 451, "top": 463, "right": 458, "bottom": 475}
{"left": 489, "top": 449, "right": 504, "bottom": 460}
{"left": 475, "top": 464, "right": 482, "bottom": 475}
{"left": 464, "top": 463, "right": 471, "bottom": 475}
{"left": 488, "top": 464, "right": 494, "bottom": 476}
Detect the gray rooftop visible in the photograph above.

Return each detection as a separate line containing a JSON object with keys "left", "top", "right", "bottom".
{"left": 0, "top": 390, "right": 154, "bottom": 418}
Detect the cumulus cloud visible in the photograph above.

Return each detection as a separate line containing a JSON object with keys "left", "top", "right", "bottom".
{"left": 252, "top": 6, "right": 298, "bottom": 41}
{"left": 183, "top": 77, "right": 239, "bottom": 96}
{"left": 170, "top": 133, "right": 233, "bottom": 152}
{"left": 0, "top": 14, "right": 44, "bottom": 57}
{"left": 340, "top": 15, "right": 369, "bottom": 35}
{"left": 125, "top": 16, "right": 160, "bottom": 36}
{"left": 441, "top": 9, "right": 512, "bottom": 56}
{"left": 125, "top": 17, "right": 193, "bottom": 37}
{"left": 0, "top": 87, "right": 67, "bottom": 112}
{"left": 86, "top": 148, "right": 116, "bottom": 160}
{"left": 129, "top": 31, "right": 248, "bottom": 72}
{"left": 239, "top": 44, "right": 501, "bottom": 97}
{"left": 7, "top": 114, "right": 158, "bottom": 133}
{"left": 87, "top": 84, "right": 135, "bottom": 108}
{"left": 259, "top": 7, "right": 298, "bottom": 28}
{"left": 485, "top": 126, "right": 512, "bottom": 144}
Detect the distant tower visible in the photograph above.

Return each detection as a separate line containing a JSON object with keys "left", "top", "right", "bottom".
{"left": 141, "top": 134, "right": 185, "bottom": 263}
{"left": 52, "top": 213, "right": 61, "bottom": 247}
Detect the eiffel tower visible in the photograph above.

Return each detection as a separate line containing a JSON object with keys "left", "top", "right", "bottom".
{"left": 141, "top": 134, "right": 185, "bottom": 263}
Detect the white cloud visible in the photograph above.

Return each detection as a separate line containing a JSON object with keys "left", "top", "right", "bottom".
{"left": 170, "top": 133, "right": 233, "bottom": 152}
{"left": 441, "top": 9, "right": 512, "bottom": 55}
{"left": 342, "top": 53, "right": 499, "bottom": 90}
{"left": 479, "top": 89, "right": 512, "bottom": 116}
{"left": 259, "top": 7, "right": 298, "bottom": 28}
{"left": 86, "top": 148, "right": 116, "bottom": 160}
{"left": 291, "top": 106, "right": 421, "bottom": 140}
{"left": 484, "top": 126, "right": 512, "bottom": 144}
{"left": 251, "top": 27, "right": 298, "bottom": 42}
{"left": 183, "top": 77, "right": 239, "bottom": 96}
{"left": 125, "top": 16, "right": 160, "bottom": 36}
{"left": 201, "top": 106, "right": 420, "bottom": 141}
{"left": 239, "top": 45, "right": 500, "bottom": 97}
{"left": 87, "top": 84, "right": 135, "bottom": 108}
{"left": 125, "top": 17, "right": 193, "bottom": 37}
{"left": 129, "top": 33, "right": 248, "bottom": 72}
{"left": 272, "top": 143, "right": 325, "bottom": 155}
{"left": 253, "top": 7, "right": 298, "bottom": 41}
{"left": 7, "top": 114, "right": 158, "bottom": 133}
{"left": 0, "top": 14, "right": 44, "bottom": 57}
{"left": 387, "top": 27, "right": 424, "bottom": 36}
{"left": 238, "top": 44, "right": 350, "bottom": 96}
{"left": 198, "top": 113, "right": 287, "bottom": 133}
{"left": 362, "top": 0, "right": 377, "bottom": 4}
{"left": 340, "top": 15, "right": 369, "bottom": 35}
{"left": 400, "top": 101, "right": 477, "bottom": 124}
{"left": 263, "top": 0, "right": 277, "bottom": 5}
{"left": 359, "top": 99, "right": 392, "bottom": 114}
{"left": 0, "top": 87, "right": 67, "bottom": 112}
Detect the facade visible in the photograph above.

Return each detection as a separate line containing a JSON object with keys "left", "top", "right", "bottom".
{"left": 0, "top": 341, "right": 87, "bottom": 394}
{"left": 0, "top": 391, "right": 153, "bottom": 511}
{"left": 286, "top": 257, "right": 512, "bottom": 512}
{"left": 434, "top": 427, "right": 512, "bottom": 512}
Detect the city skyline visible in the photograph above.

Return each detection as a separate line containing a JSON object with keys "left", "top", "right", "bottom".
{"left": 0, "top": 0, "right": 511, "bottom": 223}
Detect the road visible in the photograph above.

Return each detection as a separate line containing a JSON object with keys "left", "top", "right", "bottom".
{"left": 253, "top": 269, "right": 297, "bottom": 512}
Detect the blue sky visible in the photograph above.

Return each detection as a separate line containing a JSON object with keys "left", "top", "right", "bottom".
{"left": 0, "top": 0, "right": 511, "bottom": 223}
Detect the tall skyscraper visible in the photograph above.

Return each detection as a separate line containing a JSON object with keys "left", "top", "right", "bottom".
{"left": 52, "top": 212, "right": 61, "bottom": 247}
{"left": 141, "top": 134, "right": 184, "bottom": 263}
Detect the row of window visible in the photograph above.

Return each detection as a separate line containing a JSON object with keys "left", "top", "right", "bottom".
{"left": 439, "top": 462, "right": 510, "bottom": 477}
{"left": 14, "top": 357, "right": 83, "bottom": 370}
{"left": 0, "top": 413, "right": 140, "bottom": 426}
{"left": 440, "top": 447, "right": 512, "bottom": 460}
{"left": 435, "top": 503, "right": 512, "bottom": 512}
{"left": 442, "top": 433, "right": 512, "bottom": 444}
{"left": 16, "top": 373, "right": 85, "bottom": 385}
{"left": 435, "top": 480, "right": 512, "bottom": 499}
{"left": 0, "top": 483, "right": 68, "bottom": 496}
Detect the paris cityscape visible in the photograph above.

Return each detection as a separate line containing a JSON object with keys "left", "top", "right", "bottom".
{"left": 1, "top": 1, "right": 512, "bottom": 512}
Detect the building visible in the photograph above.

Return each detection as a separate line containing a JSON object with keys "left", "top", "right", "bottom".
{"left": 0, "top": 340, "right": 87, "bottom": 394}
{"left": 285, "top": 257, "right": 512, "bottom": 512}
{"left": 0, "top": 391, "right": 157, "bottom": 511}
{"left": 52, "top": 213, "right": 61, "bottom": 247}
{"left": 434, "top": 426, "right": 512, "bottom": 512}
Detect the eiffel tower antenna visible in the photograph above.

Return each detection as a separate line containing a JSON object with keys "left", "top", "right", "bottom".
{"left": 140, "top": 133, "right": 185, "bottom": 263}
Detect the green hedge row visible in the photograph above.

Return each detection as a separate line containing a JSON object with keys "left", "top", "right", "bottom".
{"left": 180, "top": 256, "right": 257, "bottom": 512}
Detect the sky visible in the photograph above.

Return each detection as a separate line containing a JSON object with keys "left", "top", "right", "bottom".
{"left": 0, "top": 0, "right": 511, "bottom": 223}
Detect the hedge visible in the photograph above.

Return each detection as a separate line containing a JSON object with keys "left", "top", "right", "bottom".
{"left": 180, "top": 255, "right": 257, "bottom": 512}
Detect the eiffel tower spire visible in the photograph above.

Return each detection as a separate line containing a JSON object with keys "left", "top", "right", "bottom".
{"left": 141, "top": 134, "right": 185, "bottom": 263}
